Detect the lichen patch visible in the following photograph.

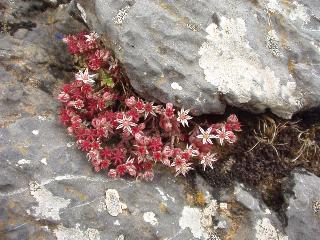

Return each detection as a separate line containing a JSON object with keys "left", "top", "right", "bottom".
{"left": 179, "top": 206, "right": 204, "bottom": 239}
{"left": 198, "top": 15, "right": 300, "bottom": 118}
{"left": 105, "top": 189, "right": 126, "bottom": 217}
{"left": 266, "top": 30, "right": 282, "bottom": 57}
{"left": 255, "top": 218, "right": 288, "bottom": 240}
{"left": 54, "top": 224, "right": 101, "bottom": 240}
{"left": 171, "top": 82, "right": 183, "bottom": 91}
{"left": 113, "top": 6, "right": 131, "bottom": 25}
{"left": 143, "top": 211, "right": 158, "bottom": 226}
{"left": 28, "top": 181, "right": 71, "bottom": 220}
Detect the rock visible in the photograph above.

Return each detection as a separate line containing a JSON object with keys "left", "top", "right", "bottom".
{"left": 13, "top": 28, "right": 29, "bottom": 39}
{"left": 72, "top": 0, "right": 320, "bottom": 118}
{"left": 1, "top": 0, "right": 319, "bottom": 239}
{"left": 283, "top": 170, "right": 320, "bottom": 240}
{"left": 0, "top": 116, "right": 226, "bottom": 240}
{"left": 0, "top": 1, "right": 83, "bottom": 127}
{"left": 232, "top": 183, "right": 288, "bottom": 240}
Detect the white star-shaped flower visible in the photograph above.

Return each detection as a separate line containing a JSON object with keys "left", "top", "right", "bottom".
{"left": 200, "top": 152, "right": 218, "bottom": 171}
{"left": 174, "top": 161, "right": 193, "bottom": 177}
{"left": 84, "top": 32, "right": 99, "bottom": 43}
{"left": 196, "top": 127, "right": 215, "bottom": 144}
{"left": 116, "top": 115, "right": 137, "bottom": 134}
{"left": 75, "top": 68, "right": 96, "bottom": 84}
{"left": 177, "top": 108, "right": 193, "bottom": 127}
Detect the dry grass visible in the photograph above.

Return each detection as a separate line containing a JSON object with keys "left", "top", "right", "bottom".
{"left": 292, "top": 124, "right": 320, "bottom": 162}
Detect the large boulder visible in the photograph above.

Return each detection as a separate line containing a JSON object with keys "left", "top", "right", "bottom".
{"left": 71, "top": 0, "right": 320, "bottom": 118}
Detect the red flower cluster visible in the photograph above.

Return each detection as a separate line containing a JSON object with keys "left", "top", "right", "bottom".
{"left": 58, "top": 32, "right": 241, "bottom": 181}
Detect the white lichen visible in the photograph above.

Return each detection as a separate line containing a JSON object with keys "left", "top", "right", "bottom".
{"left": 266, "top": 0, "right": 283, "bottom": 14}
{"left": 201, "top": 200, "right": 218, "bottom": 229}
{"left": 97, "top": 200, "right": 107, "bottom": 212}
{"left": 17, "top": 159, "right": 31, "bottom": 165}
{"left": 255, "top": 218, "right": 288, "bottom": 240}
{"left": 40, "top": 158, "right": 47, "bottom": 165}
{"left": 54, "top": 224, "right": 101, "bottom": 240}
{"left": 105, "top": 189, "right": 127, "bottom": 217}
{"left": 265, "top": 0, "right": 310, "bottom": 24}
{"left": 143, "top": 212, "right": 158, "bottom": 226}
{"left": 266, "top": 30, "right": 282, "bottom": 57}
{"left": 289, "top": 1, "right": 310, "bottom": 23}
{"left": 113, "top": 6, "right": 131, "bottom": 25}
{"left": 198, "top": 16, "right": 300, "bottom": 117}
{"left": 179, "top": 206, "right": 204, "bottom": 239}
{"left": 313, "top": 200, "right": 320, "bottom": 214}
{"left": 179, "top": 200, "right": 225, "bottom": 239}
{"left": 28, "top": 181, "right": 71, "bottom": 220}
{"left": 32, "top": 130, "right": 39, "bottom": 135}
{"left": 171, "top": 82, "right": 183, "bottom": 91}
{"left": 219, "top": 202, "right": 228, "bottom": 210}
{"left": 114, "top": 220, "right": 120, "bottom": 225}
{"left": 38, "top": 115, "right": 47, "bottom": 121}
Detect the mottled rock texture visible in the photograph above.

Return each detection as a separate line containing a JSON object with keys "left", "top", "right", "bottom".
{"left": 283, "top": 170, "right": 320, "bottom": 240}
{"left": 1, "top": 1, "right": 320, "bottom": 240}
{"left": 72, "top": 0, "right": 320, "bottom": 118}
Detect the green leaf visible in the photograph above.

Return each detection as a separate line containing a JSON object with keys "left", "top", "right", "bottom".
{"left": 100, "top": 70, "right": 115, "bottom": 88}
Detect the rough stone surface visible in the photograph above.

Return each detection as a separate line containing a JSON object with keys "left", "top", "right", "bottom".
{"left": 283, "top": 170, "right": 320, "bottom": 240}
{"left": 73, "top": 0, "right": 320, "bottom": 118}
{"left": 232, "top": 183, "right": 288, "bottom": 240}
{"left": 0, "top": 0, "right": 82, "bottom": 128}
{"left": 1, "top": 1, "right": 320, "bottom": 240}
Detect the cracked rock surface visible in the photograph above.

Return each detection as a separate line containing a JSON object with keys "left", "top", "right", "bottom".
{"left": 1, "top": 1, "right": 320, "bottom": 240}
{"left": 73, "top": 0, "right": 320, "bottom": 118}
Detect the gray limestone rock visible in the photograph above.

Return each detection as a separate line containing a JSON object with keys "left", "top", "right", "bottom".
{"left": 72, "top": 0, "right": 320, "bottom": 118}
{"left": 283, "top": 170, "right": 320, "bottom": 240}
{"left": 1, "top": 1, "right": 320, "bottom": 239}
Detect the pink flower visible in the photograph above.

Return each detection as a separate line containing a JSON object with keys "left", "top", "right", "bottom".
{"left": 227, "top": 114, "right": 242, "bottom": 132}
{"left": 200, "top": 152, "right": 218, "bottom": 171}
{"left": 88, "top": 54, "right": 102, "bottom": 71}
{"left": 135, "top": 99, "right": 144, "bottom": 112}
{"left": 116, "top": 114, "right": 137, "bottom": 134}
{"left": 102, "top": 91, "right": 114, "bottom": 101}
{"left": 177, "top": 108, "right": 193, "bottom": 127}
{"left": 92, "top": 117, "right": 107, "bottom": 128}
{"left": 58, "top": 31, "right": 241, "bottom": 181}
{"left": 172, "top": 159, "right": 193, "bottom": 177}
{"left": 185, "top": 144, "right": 199, "bottom": 157}
{"left": 164, "top": 103, "right": 175, "bottom": 119}
{"left": 95, "top": 49, "right": 111, "bottom": 61}
{"left": 143, "top": 102, "right": 157, "bottom": 119}
{"left": 125, "top": 96, "right": 136, "bottom": 108}
{"left": 57, "top": 92, "right": 70, "bottom": 102}
{"left": 75, "top": 68, "right": 96, "bottom": 84}
{"left": 87, "top": 150, "right": 100, "bottom": 162}
{"left": 108, "top": 169, "right": 117, "bottom": 178}
{"left": 196, "top": 127, "right": 215, "bottom": 144}
{"left": 73, "top": 99, "right": 84, "bottom": 109}
{"left": 214, "top": 126, "right": 235, "bottom": 145}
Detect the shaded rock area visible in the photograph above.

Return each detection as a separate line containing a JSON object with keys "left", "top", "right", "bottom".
{"left": 0, "top": 1, "right": 320, "bottom": 240}
{"left": 0, "top": 0, "right": 81, "bottom": 128}
{"left": 72, "top": 0, "right": 320, "bottom": 119}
